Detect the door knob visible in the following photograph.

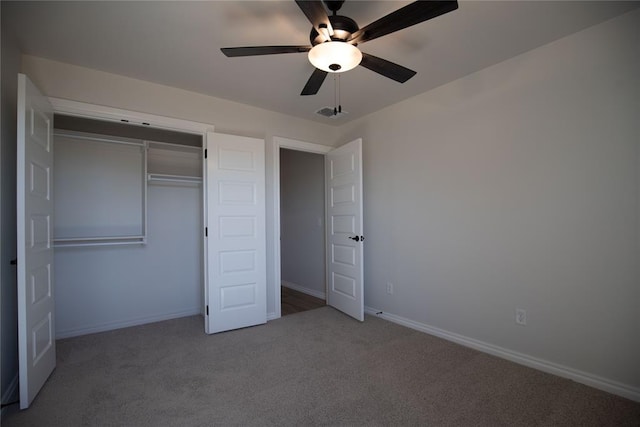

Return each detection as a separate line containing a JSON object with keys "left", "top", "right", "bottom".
{"left": 349, "top": 236, "right": 364, "bottom": 242}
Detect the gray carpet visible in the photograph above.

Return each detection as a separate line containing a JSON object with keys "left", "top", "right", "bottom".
{"left": 5, "top": 307, "right": 639, "bottom": 426}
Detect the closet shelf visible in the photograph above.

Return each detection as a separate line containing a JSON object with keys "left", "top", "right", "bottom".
{"left": 147, "top": 173, "right": 202, "bottom": 185}
{"left": 146, "top": 140, "right": 201, "bottom": 153}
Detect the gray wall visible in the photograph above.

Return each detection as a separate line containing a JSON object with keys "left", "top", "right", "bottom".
{"left": 0, "top": 4, "right": 20, "bottom": 405}
{"left": 55, "top": 183, "right": 203, "bottom": 337}
{"left": 341, "top": 9, "right": 640, "bottom": 389}
{"left": 280, "top": 149, "right": 325, "bottom": 297}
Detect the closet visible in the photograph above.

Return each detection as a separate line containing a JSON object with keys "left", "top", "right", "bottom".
{"left": 17, "top": 78, "right": 268, "bottom": 408}
{"left": 52, "top": 115, "right": 204, "bottom": 338}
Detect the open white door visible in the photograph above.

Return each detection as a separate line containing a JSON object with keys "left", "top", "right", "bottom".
{"left": 326, "top": 138, "right": 364, "bottom": 321}
{"left": 16, "top": 73, "right": 56, "bottom": 409}
{"left": 205, "top": 132, "right": 266, "bottom": 334}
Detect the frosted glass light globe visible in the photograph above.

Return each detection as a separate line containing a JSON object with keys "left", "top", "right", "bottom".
{"left": 308, "top": 41, "right": 362, "bottom": 73}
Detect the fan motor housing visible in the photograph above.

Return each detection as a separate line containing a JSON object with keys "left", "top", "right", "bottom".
{"left": 324, "top": 0, "right": 346, "bottom": 13}
{"left": 310, "top": 15, "right": 359, "bottom": 46}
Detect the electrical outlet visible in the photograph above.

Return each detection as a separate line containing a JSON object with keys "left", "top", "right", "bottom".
{"left": 515, "top": 308, "right": 527, "bottom": 326}
{"left": 386, "top": 282, "right": 394, "bottom": 295}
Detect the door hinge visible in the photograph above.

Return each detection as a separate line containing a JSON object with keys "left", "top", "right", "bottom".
{"left": 206, "top": 305, "right": 209, "bottom": 316}
{"left": 204, "top": 149, "right": 207, "bottom": 159}
{"left": 205, "top": 227, "right": 208, "bottom": 237}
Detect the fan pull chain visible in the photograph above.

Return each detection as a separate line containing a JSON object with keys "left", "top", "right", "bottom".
{"left": 333, "top": 73, "right": 338, "bottom": 116}
{"left": 338, "top": 74, "right": 342, "bottom": 114}
{"left": 333, "top": 74, "right": 343, "bottom": 116}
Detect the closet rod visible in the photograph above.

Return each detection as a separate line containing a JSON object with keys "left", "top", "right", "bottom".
{"left": 54, "top": 130, "right": 145, "bottom": 147}
{"left": 147, "top": 173, "right": 202, "bottom": 184}
{"left": 54, "top": 235, "right": 145, "bottom": 242}
{"left": 54, "top": 240, "right": 146, "bottom": 248}
{"left": 53, "top": 235, "right": 146, "bottom": 247}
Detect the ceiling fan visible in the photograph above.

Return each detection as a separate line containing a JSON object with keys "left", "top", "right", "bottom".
{"left": 221, "top": 0, "right": 459, "bottom": 96}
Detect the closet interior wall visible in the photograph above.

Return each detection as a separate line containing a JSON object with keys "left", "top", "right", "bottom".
{"left": 53, "top": 115, "right": 204, "bottom": 338}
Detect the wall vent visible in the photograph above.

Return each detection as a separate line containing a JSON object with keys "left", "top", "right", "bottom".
{"left": 316, "top": 107, "right": 348, "bottom": 119}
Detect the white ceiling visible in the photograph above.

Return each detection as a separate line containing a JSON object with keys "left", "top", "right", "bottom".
{"left": 4, "top": 1, "right": 638, "bottom": 125}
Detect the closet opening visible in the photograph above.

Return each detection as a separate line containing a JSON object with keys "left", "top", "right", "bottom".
{"left": 279, "top": 148, "right": 326, "bottom": 316}
{"left": 52, "top": 114, "right": 204, "bottom": 338}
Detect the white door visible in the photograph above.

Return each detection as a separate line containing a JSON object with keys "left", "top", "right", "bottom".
{"left": 16, "top": 73, "right": 56, "bottom": 409}
{"left": 205, "top": 132, "right": 266, "bottom": 333}
{"left": 326, "top": 138, "right": 364, "bottom": 321}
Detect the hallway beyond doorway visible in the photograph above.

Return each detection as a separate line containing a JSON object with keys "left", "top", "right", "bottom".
{"left": 281, "top": 286, "right": 325, "bottom": 316}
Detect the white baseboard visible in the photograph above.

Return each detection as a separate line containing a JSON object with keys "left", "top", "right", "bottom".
{"left": 364, "top": 306, "right": 640, "bottom": 403}
{"left": 56, "top": 308, "right": 202, "bottom": 339}
{"left": 281, "top": 280, "right": 326, "bottom": 300}
{"left": 267, "top": 311, "right": 279, "bottom": 321}
{"left": 1, "top": 373, "right": 19, "bottom": 419}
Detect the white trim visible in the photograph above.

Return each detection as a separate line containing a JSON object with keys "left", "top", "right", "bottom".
{"left": 267, "top": 312, "right": 279, "bottom": 321}
{"left": 275, "top": 136, "right": 333, "bottom": 155}
{"left": 281, "top": 280, "right": 326, "bottom": 300}
{"left": 202, "top": 135, "right": 210, "bottom": 332}
{"left": 272, "top": 136, "right": 332, "bottom": 321}
{"left": 49, "top": 98, "right": 213, "bottom": 134}
{"left": 365, "top": 306, "right": 640, "bottom": 403}
{"left": 56, "top": 308, "right": 202, "bottom": 339}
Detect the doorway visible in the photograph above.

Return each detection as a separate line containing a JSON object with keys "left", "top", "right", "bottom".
{"left": 272, "top": 136, "right": 365, "bottom": 322}
{"left": 279, "top": 148, "right": 326, "bottom": 315}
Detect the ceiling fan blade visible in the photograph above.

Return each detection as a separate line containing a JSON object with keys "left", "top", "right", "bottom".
{"left": 301, "top": 68, "right": 328, "bottom": 96}
{"left": 221, "top": 46, "right": 311, "bottom": 57}
{"left": 295, "top": 0, "right": 333, "bottom": 41}
{"left": 359, "top": 53, "right": 416, "bottom": 83}
{"left": 350, "top": 1, "right": 458, "bottom": 45}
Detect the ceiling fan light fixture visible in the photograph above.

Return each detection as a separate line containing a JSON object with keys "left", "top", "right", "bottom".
{"left": 308, "top": 41, "right": 362, "bottom": 73}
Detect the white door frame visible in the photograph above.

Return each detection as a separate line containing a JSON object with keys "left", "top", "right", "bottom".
{"left": 45, "top": 97, "right": 214, "bottom": 320}
{"left": 272, "top": 137, "right": 332, "bottom": 319}
{"left": 49, "top": 98, "right": 214, "bottom": 136}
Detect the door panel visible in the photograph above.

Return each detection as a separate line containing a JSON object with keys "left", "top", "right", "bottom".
{"left": 326, "top": 139, "right": 364, "bottom": 321}
{"left": 17, "top": 73, "right": 56, "bottom": 409}
{"left": 205, "top": 132, "right": 266, "bottom": 333}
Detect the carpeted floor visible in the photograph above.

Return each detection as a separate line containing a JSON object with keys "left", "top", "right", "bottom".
{"left": 4, "top": 307, "right": 640, "bottom": 426}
